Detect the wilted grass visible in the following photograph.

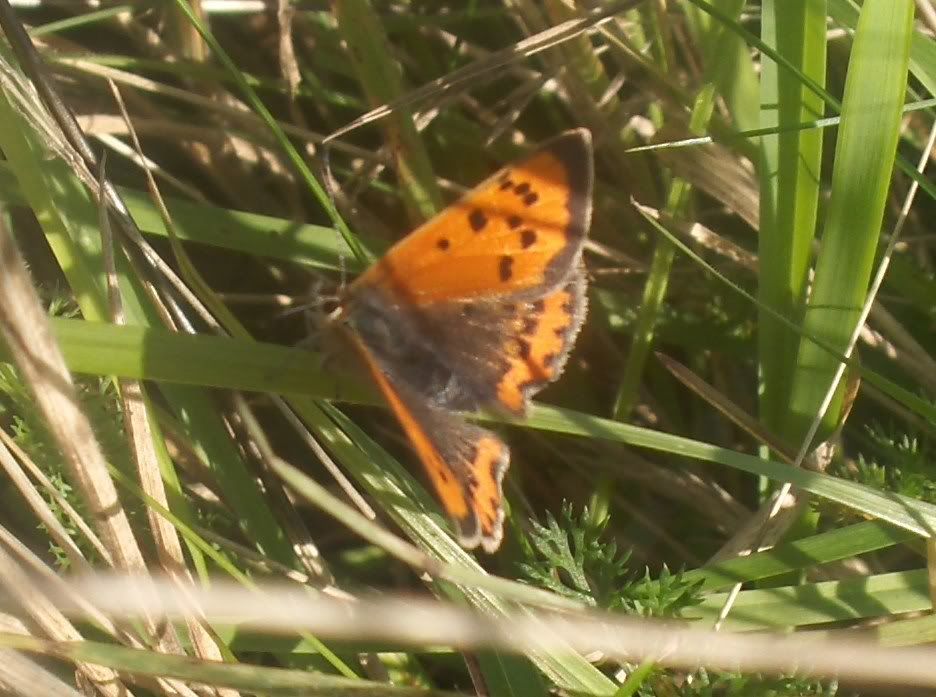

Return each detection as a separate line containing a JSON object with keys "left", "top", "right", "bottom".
{"left": 0, "top": 1, "right": 933, "bottom": 696}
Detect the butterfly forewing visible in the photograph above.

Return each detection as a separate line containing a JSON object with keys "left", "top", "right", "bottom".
{"left": 349, "top": 129, "right": 593, "bottom": 304}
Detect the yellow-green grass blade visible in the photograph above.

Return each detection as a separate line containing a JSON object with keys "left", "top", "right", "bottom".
{"left": 690, "top": 569, "right": 930, "bottom": 631}
{"left": 685, "top": 520, "right": 917, "bottom": 592}
{"left": 476, "top": 652, "right": 548, "bottom": 697}
{"left": 28, "top": 4, "right": 133, "bottom": 36}
{"left": 685, "top": 0, "right": 761, "bottom": 134}
{"left": 624, "top": 97, "right": 935, "bottom": 157}
{"left": 786, "top": 0, "right": 914, "bottom": 443}
{"left": 0, "top": 71, "right": 108, "bottom": 322}
{"left": 874, "top": 614, "right": 936, "bottom": 647}
{"left": 30, "top": 318, "right": 936, "bottom": 543}
{"left": 0, "top": 633, "right": 444, "bottom": 696}
{"left": 0, "top": 161, "right": 361, "bottom": 273}
{"left": 829, "top": 0, "right": 936, "bottom": 99}
{"left": 757, "top": 0, "right": 827, "bottom": 435}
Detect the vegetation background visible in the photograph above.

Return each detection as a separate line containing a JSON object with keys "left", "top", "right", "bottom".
{"left": 0, "top": 0, "right": 933, "bottom": 695}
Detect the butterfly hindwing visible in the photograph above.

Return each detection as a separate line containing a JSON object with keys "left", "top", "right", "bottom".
{"left": 415, "top": 267, "right": 588, "bottom": 414}
{"left": 347, "top": 332, "right": 508, "bottom": 552}
{"left": 491, "top": 268, "right": 588, "bottom": 413}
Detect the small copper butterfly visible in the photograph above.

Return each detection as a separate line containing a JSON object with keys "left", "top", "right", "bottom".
{"left": 332, "top": 129, "right": 593, "bottom": 552}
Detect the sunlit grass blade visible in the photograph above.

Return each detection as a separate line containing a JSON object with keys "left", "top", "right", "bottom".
{"left": 686, "top": 520, "right": 917, "bottom": 592}
{"left": 786, "top": 0, "right": 914, "bottom": 443}
{"left": 757, "top": 0, "right": 826, "bottom": 435}
{"left": 692, "top": 569, "right": 929, "bottom": 630}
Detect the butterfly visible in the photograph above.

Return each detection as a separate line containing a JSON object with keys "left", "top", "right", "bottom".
{"left": 332, "top": 129, "right": 593, "bottom": 553}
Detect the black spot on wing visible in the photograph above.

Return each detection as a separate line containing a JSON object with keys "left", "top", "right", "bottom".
{"left": 507, "top": 214, "right": 522, "bottom": 229}
{"left": 520, "top": 229, "right": 537, "bottom": 248}
{"left": 499, "top": 255, "right": 514, "bottom": 282}
{"left": 468, "top": 209, "right": 488, "bottom": 232}
{"left": 522, "top": 192, "right": 539, "bottom": 206}
{"left": 437, "top": 238, "right": 450, "bottom": 250}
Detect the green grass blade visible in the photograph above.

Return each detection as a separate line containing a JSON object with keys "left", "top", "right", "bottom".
{"left": 691, "top": 569, "right": 929, "bottom": 630}
{"left": 786, "top": 0, "right": 914, "bottom": 443}
{"left": 0, "top": 634, "right": 440, "bottom": 696}
{"left": 28, "top": 316, "right": 936, "bottom": 551}
{"left": 829, "top": 0, "right": 936, "bottom": 99}
{"left": 757, "top": 0, "right": 827, "bottom": 434}
{"left": 685, "top": 520, "right": 917, "bottom": 592}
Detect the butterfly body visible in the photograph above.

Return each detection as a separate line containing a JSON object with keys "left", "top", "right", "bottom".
{"left": 334, "top": 129, "right": 593, "bottom": 552}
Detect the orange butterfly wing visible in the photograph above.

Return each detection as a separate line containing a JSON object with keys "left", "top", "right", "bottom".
{"left": 492, "top": 269, "right": 587, "bottom": 413}
{"left": 348, "top": 129, "right": 592, "bottom": 303}
{"left": 346, "top": 332, "right": 509, "bottom": 551}
{"left": 337, "top": 130, "right": 593, "bottom": 552}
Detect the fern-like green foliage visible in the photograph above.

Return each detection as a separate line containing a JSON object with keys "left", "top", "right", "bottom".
{"left": 860, "top": 425, "right": 936, "bottom": 503}
{"left": 520, "top": 506, "right": 833, "bottom": 695}
{"left": 821, "top": 422, "right": 936, "bottom": 528}
{"left": 519, "top": 502, "right": 702, "bottom": 616}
